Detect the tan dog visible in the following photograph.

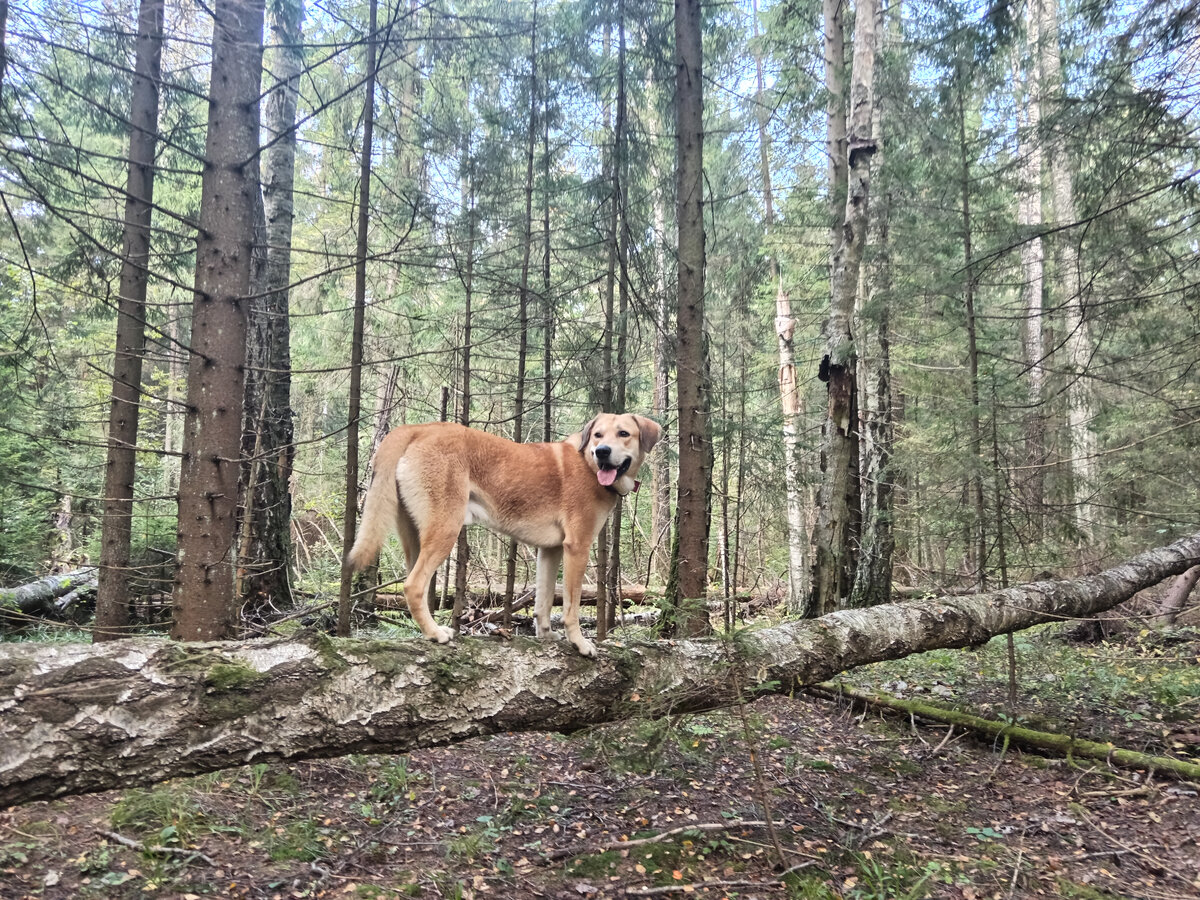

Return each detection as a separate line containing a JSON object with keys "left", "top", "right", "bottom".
{"left": 346, "top": 413, "right": 662, "bottom": 657}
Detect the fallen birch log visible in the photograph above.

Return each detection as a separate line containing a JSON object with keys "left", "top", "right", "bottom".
{"left": 1, "top": 532, "right": 1198, "bottom": 807}
{"left": 0, "top": 568, "right": 97, "bottom": 619}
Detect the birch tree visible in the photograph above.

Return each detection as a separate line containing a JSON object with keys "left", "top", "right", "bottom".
{"left": 239, "top": 0, "right": 304, "bottom": 613}
{"left": 849, "top": 0, "right": 896, "bottom": 608}
{"left": 755, "top": 0, "right": 808, "bottom": 613}
{"left": 6, "top": 531, "right": 1199, "bottom": 807}
{"left": 811, "top": 0, "right": 880, "bottom": 615}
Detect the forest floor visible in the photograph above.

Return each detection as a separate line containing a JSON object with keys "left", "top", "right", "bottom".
{"left": 1, "top": 623, "right": 1198, "bottom": 900}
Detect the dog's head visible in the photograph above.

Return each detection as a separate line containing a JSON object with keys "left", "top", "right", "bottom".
{"left": 571, "top": 413, "right": 662, "bottom": 495}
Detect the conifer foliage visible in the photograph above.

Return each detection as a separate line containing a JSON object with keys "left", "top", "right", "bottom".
{"left": 0, "top": 0, "right": 1196, "bottom": 638}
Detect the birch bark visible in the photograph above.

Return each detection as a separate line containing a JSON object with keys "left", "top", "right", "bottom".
{"left": 5, "top": 532, "right": 1199, "bottom": 807}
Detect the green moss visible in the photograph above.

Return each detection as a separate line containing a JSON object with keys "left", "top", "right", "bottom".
{"left": 307, "top": 631, "right": 351, "bottom": 672}
{"left": 566, "top": 849, "right": 620, "bottom": 877}
{"left": 352, "top": 640, "right": 414, "bottom": 677}
{"left": 429, "top": 648, "right": 490, "bottom": 693}
{"left": 203, "top": 661, "right": 270, "bottom": 693}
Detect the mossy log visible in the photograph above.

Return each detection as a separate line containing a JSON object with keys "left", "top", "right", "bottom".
{"left": 2, "top": 533, "right": 1199, "bottom": 807}
{"left": 808, "top": 682, "right": 1200, "bottom": 780}
{"left": 0, "top": 568, "right": 97, "bottom": 619}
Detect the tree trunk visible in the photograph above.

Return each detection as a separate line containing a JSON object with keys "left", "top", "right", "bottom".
{"left": 239, "top": 0, "right": 302, "bottom": 613}
{"left": 849, "top": 166, "right": 893, "bottom": 602}
{"left": 957, "top": 73, "right": 988, "bottom": 589}
{"left": 665, "top": 0, "right": 712, "bottom": 637}
{"left": 541, "top": 74, "right": 553, "bottom": 444}
{"left": 1039, "top": 0, "right": 1097, "bottom": 542}
{"left": 606, "top": 0, "right": 631, "bottom": 636}
{"left": 1015, "top": 1, "right": 1046, "bottom": 538}
{"left": 93, "top": 0, "right": 164, "bottom": 641}
{"left": 452, "top": 108, "right": 476, "bottom": 632}
{"left": 1156, "top": 564, "right": 1199, "bottom": 626}
{"left": 4, "top": 532, "right": 1199, "bottom": 808}
{"left": 0, "top": 0, "right": 8, "bottom": 97}
{"left": 337, "top": 0, "right": 378, "bottom": 638}
{"left": 755, "top": 0, "right": 808, "bottom": 614}
{"left": 650, "top": 146, "right": 672, "bottom": 586}
{"left": 812, "top": 0, "right": 879, "bottom": 615}
{"left": 848, "top": 0, "right": 896, "bottom": 609}
{"left": 504, "top": 2, "right": 538, "bottom": 627}
{"left": 823, "top": 0, "right": 847, "bottom": 222}
{"left": 172, "top": 0, "right": 267, "bottom": 641}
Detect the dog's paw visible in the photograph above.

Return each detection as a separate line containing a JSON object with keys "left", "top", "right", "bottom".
{"left": 571, "top": 636, "right": 597, "bottom": 658}
{"left": 427, "top": 624, "right": 455, "bottom": 644}
{"left": 534, "top": 621, "right": 557, "bottom": 640}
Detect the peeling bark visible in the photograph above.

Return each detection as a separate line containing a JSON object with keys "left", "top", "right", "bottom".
{"left": 2, "top": 532, "right": 1198, "bottom": 807}
{"left": 1, "top": 568, "right": 97, "bottom": 617}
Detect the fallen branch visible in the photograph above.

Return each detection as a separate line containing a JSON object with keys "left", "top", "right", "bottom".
{"left": 623, "top": 862, "right": 819, "bottom": 896}
{"left": 97, "top": 829, "right": 217, "bottom": 866}
{"left": 808, "top": 682, "right": 1200, "bottom": 782}
{"left": 2, "top": 531, "right": 1199, "bottom": 807}
{"left": 541, "top": 819, "right": 773, "bottom": 862}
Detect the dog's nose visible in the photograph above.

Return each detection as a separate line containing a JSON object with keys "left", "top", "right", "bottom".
{"left": 595, "top": 445, "right": 611, "bottom": 461}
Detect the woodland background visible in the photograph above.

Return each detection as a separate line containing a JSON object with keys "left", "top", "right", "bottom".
{"left": 1, "top": 0, "right": 1200, "bottom": 895}
{"left": 0, "top": 0, "right": 1197, "bottom": 632}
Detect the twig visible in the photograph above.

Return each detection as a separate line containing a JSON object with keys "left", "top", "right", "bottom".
{"left": 832, "top": 811, "right": 895, "bottom": 848}
{"left": 623, "top": 862, "right": 817, "bottom": 896}
{"left": 539, "top": 820, "right": 775, "bottom": 863}
{"left": 1075, "top": 806, "right": 1193, "bottom": 887}
{"left": 987, "top": 732, "right": 1011, "bottom": 782}
{"left": 724, "top": 643, "right": 790, "bottom": 871}
{"left": 1007, "top": 843, "right": 1024, "bottom": 899}
{"left": 616, "top": 819, "right": 771, "bottom": 849}
{"left": 97, "top": 830, "right": 216, "bottom": 867}
{"left": 928, "top": 724, "right": 956, "bottom": 757}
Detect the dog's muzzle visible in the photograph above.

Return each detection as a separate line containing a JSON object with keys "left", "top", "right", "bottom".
{"left": 594, "top": 446, "right": 632, "bottom": 489}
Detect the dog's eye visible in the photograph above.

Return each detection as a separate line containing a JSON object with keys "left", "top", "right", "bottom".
{"left": 618, "top": 430, "right": 630, "bottom": 438}
{"left": 593, "top": 431, "right": 603, "bottom": 438}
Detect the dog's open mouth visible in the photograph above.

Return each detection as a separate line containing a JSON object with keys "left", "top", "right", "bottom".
{"left": 596, "top": 458, "right": 631, "bottom": 488}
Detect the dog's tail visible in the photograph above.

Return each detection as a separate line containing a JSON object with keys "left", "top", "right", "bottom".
{"left": 345, "top": 429, "right": 407, "bottom": 572}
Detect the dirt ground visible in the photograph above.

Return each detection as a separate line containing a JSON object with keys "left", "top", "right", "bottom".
{"left": 2, "top": 629, "right": 1198, "bottom": 900}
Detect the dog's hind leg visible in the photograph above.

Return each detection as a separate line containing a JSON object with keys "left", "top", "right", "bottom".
{"left": 402, "top": 519, "right": 460, "bottom": 643}
{"left": 534, "top": 545, "right": 562, "bottom": 640}
{"left": 394, "top": 455, "right": 464, "bottom": 644}
{"left": 394, "top": 491, "right": 420, "bottom": 572}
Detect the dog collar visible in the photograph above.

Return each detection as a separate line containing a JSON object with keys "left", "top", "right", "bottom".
{"left": 607, "top": 479, "right": 640, "bottom": 497}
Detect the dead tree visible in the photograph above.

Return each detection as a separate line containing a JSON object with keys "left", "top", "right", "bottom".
{"left": 1, "top": 532, "right": 1198, "bottom": 807}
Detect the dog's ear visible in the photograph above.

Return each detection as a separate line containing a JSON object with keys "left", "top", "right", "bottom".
{"left": 634, "top": 416, "right": 662, "bottom": 454}
{"left": 575, "top": 417, "right": 598, "bottom": 452}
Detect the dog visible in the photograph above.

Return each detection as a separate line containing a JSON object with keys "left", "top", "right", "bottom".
{"left": 346, "top": 413, "right": 662, "bottom": 657}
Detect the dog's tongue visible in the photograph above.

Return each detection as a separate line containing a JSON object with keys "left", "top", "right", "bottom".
{"left": 597, "top": 467, "right": 618, "bottom": 487}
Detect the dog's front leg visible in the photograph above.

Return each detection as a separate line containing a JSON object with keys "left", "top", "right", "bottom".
{"left": 561, "top": 541, "right": 597, "bottom": 657}
{"left": 534, "top": 546, "right": 562, "bottom": 640}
